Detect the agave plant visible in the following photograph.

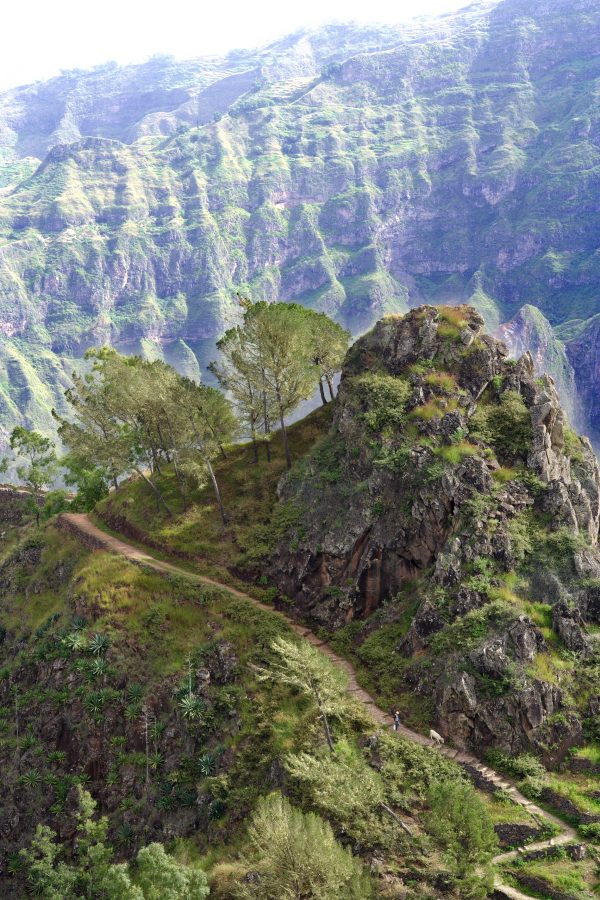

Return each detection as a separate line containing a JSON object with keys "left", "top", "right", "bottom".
{"left": 179, "top": 694, "right": 204, "bottom": 721}
{"left": 20, "top": 733, "right": 37, "bottom": 750}
{"left": 85, "top": 693, "right": 104, "bottom": 716}
{"left": 19, "top": 770, "right": 41, "bottom": 788}
{"left": 64, "top": 631, "right": 88, "bottom": 652}
{"left": 149, "top": 751, "right": 164, "bottom": 770}
{"left": 90, "top": 657, "right": 108, "bottom": 678}
{"left": 156, "top": 794, "right": 175, "bottom": 812}
{"left": 117, "top": 823, "right": 134, "bottom": 845}
{"left": 6, "top": 852, "right": 23, "bottom": 875}
{"left": 127, "top": 683, "right": 144, "bottom": 703}
{"left": 150, "top": 719, "right": 166, "bottom": 742}
{"left": 88, "top": 633, "right": 110, "bottom": 656}
{"left": 198, "top": 753, "right": 216, "bottom": 776}
{"left": 125, "top": 702, "right": 142, "bottom": 721}
{"left": 46, "top": 750, "right": 67, "bottom": 765}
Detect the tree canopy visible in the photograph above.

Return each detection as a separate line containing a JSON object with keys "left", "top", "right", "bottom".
{"left": 234, "top": 792, "right": 372, "bottom": 899}
{"left": 54, "top": 349, "right": 236, "bottom": 523}
{"left": 210, "top": 300, "right": 349, "bottom": 468}
{"left": 3, "top": 426, "right": 57, "bottom": 524}
{"left": 20, "top": 787, "right": 209, "bottom": 900}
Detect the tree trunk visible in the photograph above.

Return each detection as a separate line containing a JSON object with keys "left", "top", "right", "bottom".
{"left": 251, "top": 430, "right": 259, "bottom": 464}
{"left": 196, "top": 402, "right": 228, "bottom": 459}
{"left": 380, "top": 803, "right": 413, "bottom": 836}
{"left": 318, "top": 378, "right": 327, "bottom": 406}
{"left": 261, "top": 374, "right": 272, "bottom": 462}
{"left": 205, "top": 456, "right": 227, "bottom": 525}
{"left": 326, "top": 374, "right": 335, "bottom": 401}
{"left": 156, "top": 422, "right": 171, "bottom": 463}
{"left": 320, "top": 709, "right": 334, "bottom": 752}
{"left": 166, "top": 420, "right": 188, "bottom": 509}
{"left": 278, "top": 403, "right": 291, "bottom": 470}
{"left": 134, "top": 468, "right": 173, "bottom": 516}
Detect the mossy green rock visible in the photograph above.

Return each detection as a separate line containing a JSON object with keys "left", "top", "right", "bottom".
{"left": 271, "top": 305, "right": 600, "bottom": 759}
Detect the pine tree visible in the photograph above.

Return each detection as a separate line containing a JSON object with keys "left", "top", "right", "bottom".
{"left": 237, "top": 793, "right": 372, "bottom": 899}
{"left": 425, "top": 780, "right": 498, "bottom": 898}
{"left": 255, "top": 637, "right": 347, "bottom": 751}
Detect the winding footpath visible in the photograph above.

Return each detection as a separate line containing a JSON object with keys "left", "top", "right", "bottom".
{"left": 58, "top": 512, "right": 579, "bottom": 899}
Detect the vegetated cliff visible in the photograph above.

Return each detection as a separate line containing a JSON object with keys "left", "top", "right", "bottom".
{"left": 496, "top": 305, "right": 582, "bottom": 433}
{"left": 0, "top": 523, "right": 486, "bottom": 899}
{"left": 1, "top": 0, "right": 600, "bottom": 444}
{"left": 271, "top": 305, "right": 600, "bottom": 760}
{"left": 560, "top": 314, "right": 600, "bottom": 447}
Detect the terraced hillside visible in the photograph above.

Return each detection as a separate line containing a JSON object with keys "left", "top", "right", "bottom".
{"left": 1, "top": 0, "right": 600, "bottom": 446}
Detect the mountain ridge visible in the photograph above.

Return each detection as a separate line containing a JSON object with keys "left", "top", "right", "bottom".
{"left": 1, "top": 0, "right": 600, "bottom": 448}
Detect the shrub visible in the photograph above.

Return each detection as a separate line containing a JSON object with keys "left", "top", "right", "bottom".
{"left": 563, "top": 426, "right": 585, "bottom": 464}
{"left": 425, "top": 780, "right": 497, "bottom": 899}
{"left": 470, "top": 391, "right": 533, "bottom": 463}
{"left": 434, "top": 442, "right": 478, "bottom": 464}
{"left": 579, "top": 822, "right": 600, "bottom": 843}
{"left": 232, "top": 793, "right": 373, "bottom": 898}
{"left": 353, "top": 372, "right": 411, "bottom": 432}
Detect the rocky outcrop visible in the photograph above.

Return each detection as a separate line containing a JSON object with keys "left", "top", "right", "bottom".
{"left": 436, "top": 673, "right": 568, "bottom": 754}
{"left": 497, "top": 305, "right": 581, "bottom": 429}
{"left": 552, "top": 600, "right": 592, "bottom": 656}
{"left": 272, "top": 306, "right": 600, "bottom": 626}
{"left": 470, "top": 617, "right": 546, "bottom": 679}
{"left": 271, "top": 305, "right": 600, "bottom": 757}
{"left": 578, "top": 579, "right": 600, "bottom": 624}
{"left": 397, "top": 601, "right": 445, "bottom": 656}
{"left": 565, "top": 314, "right": 600, "bottom": 448}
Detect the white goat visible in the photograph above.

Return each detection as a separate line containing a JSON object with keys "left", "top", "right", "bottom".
{"left": 429, "top": 728, "right": 444, "bottom": 746}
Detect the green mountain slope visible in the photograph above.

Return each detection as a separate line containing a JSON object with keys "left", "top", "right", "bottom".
{"left": 0, "top": 0, "right": 600, "bottom": 446}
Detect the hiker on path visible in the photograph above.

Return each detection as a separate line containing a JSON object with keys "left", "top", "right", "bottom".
{"left": 393, "top": 710, "right": 401, "bottom": 731}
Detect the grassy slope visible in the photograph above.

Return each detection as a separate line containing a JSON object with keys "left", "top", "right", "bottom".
{"left": 96, "top": 397, "right": 600, "bottom": 836}
{"left": 503, "top": 854, "right": 600, "bottom": 899}
{"left": 96, "top": 403, "right": 333, "bottom": 585}
{"left": 0, "top": 505, "right": 488, "bottom": 897}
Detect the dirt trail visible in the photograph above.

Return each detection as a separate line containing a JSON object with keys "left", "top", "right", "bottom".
{"left": 58, "top": 512, "right": 580, "bottom": 897}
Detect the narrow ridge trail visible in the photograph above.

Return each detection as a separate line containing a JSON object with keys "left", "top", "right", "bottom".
{"left": 58, "top": 512, "right": 580, "bottom": 898}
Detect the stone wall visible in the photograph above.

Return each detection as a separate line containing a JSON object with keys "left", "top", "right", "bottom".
{"left": 0, "top": 487, "right": 32, "bottom": 525}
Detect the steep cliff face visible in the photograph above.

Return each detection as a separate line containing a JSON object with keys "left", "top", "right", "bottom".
{"left": 562, "top": 314, "right": 600, "bottom": 447}
{"left": 496, "top": 305, "right": 582, "bottom": 432}
{"left": 271, "top": 306, "right": 600, "bottom": 757}
{"left": 0, "top": 0, "right": 599, "bottom": 444}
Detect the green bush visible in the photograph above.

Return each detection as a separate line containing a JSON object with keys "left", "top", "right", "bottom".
{"left": 226, "top": 792, "right": 374, "bottom": 898}
{"left": 470, "top": 391, "right": 533, "bottom": 463}
{"left": 578, "top": 822, "right": 600, "bottom": 843}
{"left": 425, "top": 780, "right": 497, "bottom": 899}
{"left": 353, "top": 372, "right": 411, "bottom": 432}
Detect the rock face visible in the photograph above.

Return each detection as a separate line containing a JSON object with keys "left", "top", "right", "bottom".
{"left": 496, "top": 305, "right": 581, "bottom": 431}
{"left": 564, "top": 315, "right": 600, "bottom": 448}
{"left": 1, "top": 0, "right": 600, "bottom": 443}
{"left": 273, "top": 306, "right": 600, "bottom": 622}
{"left": 271, "top": 305, "right": 600, "bottom": 757}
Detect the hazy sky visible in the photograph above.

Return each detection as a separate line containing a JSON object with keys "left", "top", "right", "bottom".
{"left": 1, "top": 0, "right": 468, "bottom": 91}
